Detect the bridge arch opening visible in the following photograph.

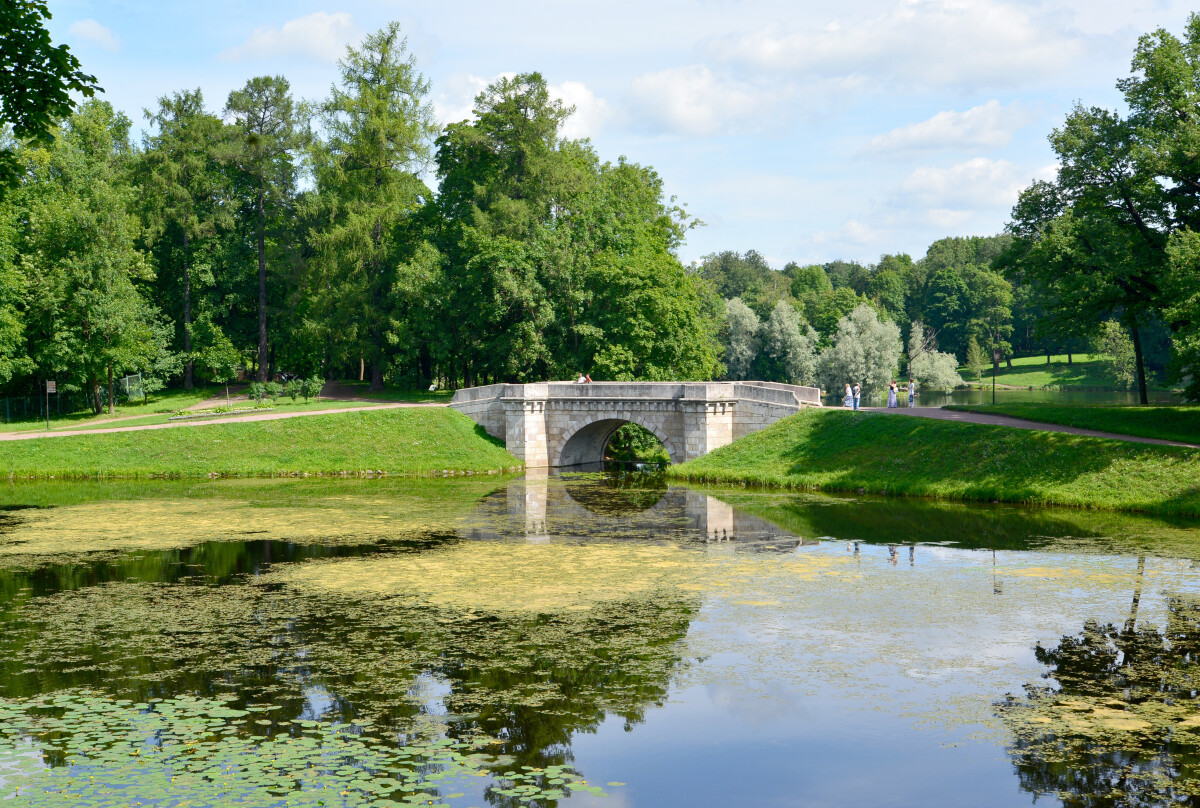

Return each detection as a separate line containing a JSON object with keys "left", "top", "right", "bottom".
{"left": 556, "top": 418, "right": 680, "bottom": 468}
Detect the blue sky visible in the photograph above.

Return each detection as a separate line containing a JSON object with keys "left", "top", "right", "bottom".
{"left": 47, "top": 0, "right": 1197, "bottom": 267}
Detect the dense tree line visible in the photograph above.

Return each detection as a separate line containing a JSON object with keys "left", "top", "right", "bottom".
{"left": 0, "top": 24, "right": 722, "bottom": 411}
{"left": 3, "top": 14, "right": 1197, "bottom": 407}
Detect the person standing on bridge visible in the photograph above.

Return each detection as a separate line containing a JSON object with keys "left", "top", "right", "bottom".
{"left": 852, "top": 383, "right": 861, "bottom": 410}
{"left": 843, "top": 384, "right": 853, "bottom": 408}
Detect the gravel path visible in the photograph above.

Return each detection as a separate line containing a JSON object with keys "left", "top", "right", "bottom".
{"left": 861, "top": 406, "right": 1200, "bottom": 449}
{"left": 0, "top": 402, "right": 447, "bottom": 441}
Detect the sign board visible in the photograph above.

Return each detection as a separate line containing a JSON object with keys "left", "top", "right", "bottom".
{"left": 46, "top": 381, "right": 56, "bottom": 394}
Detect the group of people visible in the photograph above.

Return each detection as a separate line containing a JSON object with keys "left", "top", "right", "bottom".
{"left": 574, "top": 373, "right": 593, "bottom": 384}
{"left": 842, "top": 380, "right": 917, "bottom": 409}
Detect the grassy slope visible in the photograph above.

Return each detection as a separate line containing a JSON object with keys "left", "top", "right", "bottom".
{"left": 667, "top": 409, "right": 1200, "bottom": 517}
{"left": 0, "top": 408, "right": 519, "bottom": 479}
{"left": 944, "top": 404, "right": 1200, "bottom": 445}
{"left": 955, "top": 353, "right": 1167, "bottom": 390}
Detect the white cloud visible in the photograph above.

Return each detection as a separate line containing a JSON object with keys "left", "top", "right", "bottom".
{"left": 813, "top": 218, "right": 884, "bottom": 246}
{"left": 550, "top": 81, "right": 613, "bottom": 140}
{"left": 627, "top": 65, "right": 778, "bottom": 136}
{"left": 899, "top": 157, "right": 1056, "bottom": 211}
{"left": 433, "top": 73, "right": 494, "bottom": 126}
{"left": 707, "top": 0, "right": 1088, "bottom": 91}
{"left": 866, "top": 100, "right": 1035, "bottom": 154}
{"left": 67, "top": 19, "right": 120, "bottom": 53}
{"left": 218, "top": 12, "right": 361, "bottom": 63}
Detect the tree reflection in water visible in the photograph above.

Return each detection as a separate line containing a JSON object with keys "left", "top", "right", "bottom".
{"left": 1002, "top": 561, "right": 1200, "bottom": 806}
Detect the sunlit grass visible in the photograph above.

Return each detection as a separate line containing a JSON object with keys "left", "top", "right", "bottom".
{"left": 945, "top": 404, "right": 1200, "bottom": 445}
{"left": 667, "top": 408, "right": 1200, "bottom": 516}
{"left": 0, "top": 408, "right": 520, "bottom": 479}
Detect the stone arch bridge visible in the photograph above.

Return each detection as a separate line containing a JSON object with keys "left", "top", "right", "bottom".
{"left": 450, "top": 381, "right": 822, "bottom": 467}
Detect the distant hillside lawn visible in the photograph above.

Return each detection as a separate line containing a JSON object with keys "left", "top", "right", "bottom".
{"left": 0, "top": 408, "right": 519, "bottom": 479}
{"left": 667, "top": 409, "right": 1200, "bottom": 517}
{"left": 956, "top": 353, "right": 1167, "bottom": 390}
{"left": 945, "top": 404, "right": 1200, "bottom": 446}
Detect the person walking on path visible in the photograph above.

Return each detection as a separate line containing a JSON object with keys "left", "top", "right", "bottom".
{"left": 887, "top": 381, "right": 899, "bottom": 408}
{"left": 843, "top": 384, "right": 854, "bottom": 408}
{"left": 852, "top": 383, "right": 861, "bottom": 410}
{"left": 907, "top": 378, "right": 916, "bottom": 407}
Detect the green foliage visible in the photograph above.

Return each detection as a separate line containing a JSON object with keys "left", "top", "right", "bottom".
{"left": 668, "top": 408, "right": 1200, "bottom": 516}
{"left": 225, "top": 75, "right": 305, "bottom": 381}
{"left": 284, "top": 379, "right": 303, "bottom": 401}
{"left": 1094, "top": 321, "right": 1137, "bottom": 389}
{"left": 302, "top": 376, "right": 323, "bottom": 402}
{"left": 606, "top": 423, "right": 671, "bottom": 464}
{"left": 309, "top": 23, "right": 438, "bottom": 390}
{"left": 0, "top": 0, "right": 100, "bottom": 197}
{"left": 907, "top": 320, "right": 964, "bottom": 392}
{"left": 1003, "top": 16, "right": 1200, "bottom": 402}
{"left": 965, "top": 337, "right": 987, "bottom": 382}
{"left": 757, "top": 300, "right": 818, "bottom": 385}
{"left": 723, "top": 298, "right": 760, "bottom": 380}
{"left": 817, "top": 303, "right": 903, "bottom": 396}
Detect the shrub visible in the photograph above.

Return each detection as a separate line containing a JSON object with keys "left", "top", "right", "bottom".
{"left": 285, "top": 379, "right": 303, "bottom": 402}
{"left": 264, "top": 381, "right": 284, "bottom": 401}
{"left": 247, "top": 382, "right": 268, "bottom": 403}
{"left": 302, "top": 376, "right": 324, "bottom": 402}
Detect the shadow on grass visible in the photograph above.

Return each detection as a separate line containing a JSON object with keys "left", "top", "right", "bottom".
{"left": 678, "top": 409, "right": 1200, "bottom": 517}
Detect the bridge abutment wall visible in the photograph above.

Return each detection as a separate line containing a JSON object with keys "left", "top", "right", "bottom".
{"left": 451, "top": 380, "right": 821, "bottom": 467}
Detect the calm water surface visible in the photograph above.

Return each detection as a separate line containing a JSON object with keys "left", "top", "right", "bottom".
{"left": 2, "top": 474, "right": 1200, "bottom": 807}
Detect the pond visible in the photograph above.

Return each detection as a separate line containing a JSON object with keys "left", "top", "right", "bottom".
{"left": 3, "top": 473, "right": 1200, "bottom": 807}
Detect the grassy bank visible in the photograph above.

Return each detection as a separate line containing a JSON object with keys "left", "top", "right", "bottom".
{"left": 955, "top": 353, "right": 1168, "bottom": 390}
{"left": 0, "top": 408, "right": 519, "bottom": 479}
{"left": 945, "top": 404, "right": 1200, "bottom": 445}
{"left": 666, "top": 409, "right": 1200, "bottom": 517}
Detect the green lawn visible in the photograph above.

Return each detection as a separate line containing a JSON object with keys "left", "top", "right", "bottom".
{"left": 943, "top": 404, "right": 1200, "bottom": 445}
{"left": 0, "top": 407, "right": 519, "bottom": 479}
{"left": 0, "top": 387, "right": 214, "bottom": 432}
{"left": 955, "top": 353, "right": 1166, "bottom": 390}
{"left": 666, "top": 408, "right": 1200, "bottom": 517}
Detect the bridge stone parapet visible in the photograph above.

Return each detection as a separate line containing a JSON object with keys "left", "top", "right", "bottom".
{"left": 451, "top": 380, "right": 821, "bottom": 468}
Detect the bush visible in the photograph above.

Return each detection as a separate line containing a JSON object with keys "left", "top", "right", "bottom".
{"left": 247, "top": 382, "right": 268, "bottom": 403}
{"left": 285, "top": 379, "right": 303, "bottom": 402}
{"left": 302, "top": 376, "right": 324, "bottom": 402}
{"left": 264, "top": 381, "right": 284, "bottom": 401}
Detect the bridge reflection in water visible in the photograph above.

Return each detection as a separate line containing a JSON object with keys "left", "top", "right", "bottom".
{"left": 458, "top": 471, "right": 818, "bottom": 552}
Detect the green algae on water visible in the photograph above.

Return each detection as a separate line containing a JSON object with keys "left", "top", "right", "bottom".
{"left": 0, "top": 691, "right": 608, "bottom": 807}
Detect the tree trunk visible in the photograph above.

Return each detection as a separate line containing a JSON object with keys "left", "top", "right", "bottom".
{"left": 1130, "top": 318, "right": 1148, "bottom": 405}
{"left": 1005, "top": 356, "right": 1012, "bottom": 369}
{"left": 359, "top": 357, "right": 364, "bottom": 382}
{"left": 107, "top": 363, "right": 114, "bottom": 416}
{"left": 1067, "top": 353, "right": 1073, "bottom": 365}
{"left": 183, "top": 223, "right": 193, "bottom": 390}
{"left": 369, "top": 362, "right": 384, "bottom": 392}
{"left": 1046, "top": 351, "right": 1051, "bottom": 365}
{"left": 256, "top": 187, "right": 268, "bottom": 382}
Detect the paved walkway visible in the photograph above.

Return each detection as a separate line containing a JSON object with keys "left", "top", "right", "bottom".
{"left": 0, "top": 402, "right": 446, "bottom": 441}
{"left": 861, "top": 406, "right": 1200, "bottom": 450}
